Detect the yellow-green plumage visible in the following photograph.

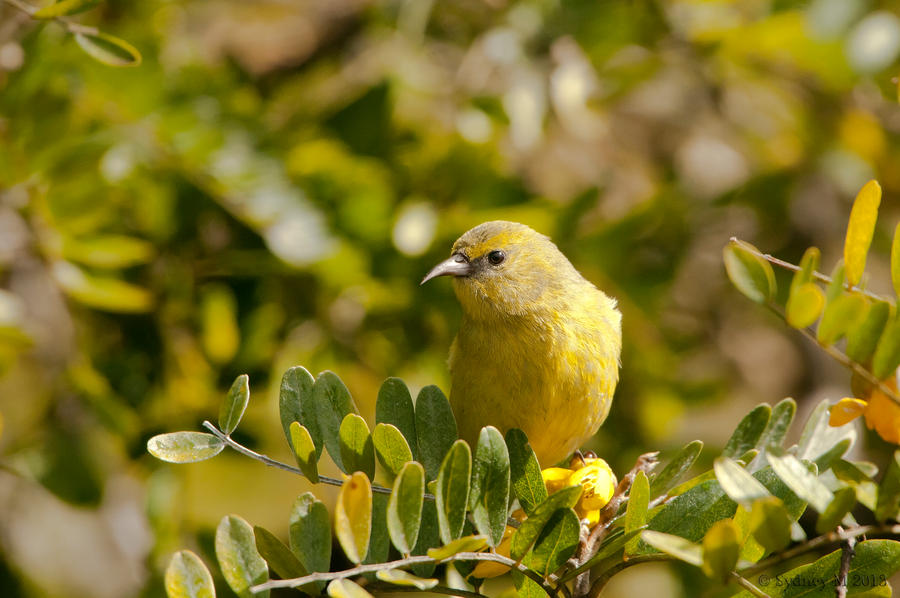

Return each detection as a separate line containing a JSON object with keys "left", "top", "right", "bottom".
{"left": 423, "top": 221, "right": 622, "bottom": 466}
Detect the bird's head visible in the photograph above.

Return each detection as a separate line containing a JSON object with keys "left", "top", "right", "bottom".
{"left": 422, "top": 221, "right": 577, "bottom": 319}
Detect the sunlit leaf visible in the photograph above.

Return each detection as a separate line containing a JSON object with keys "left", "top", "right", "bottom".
{"left": 74, "top": 32, "right": 142, "bottom": 67}
{"left": 876, "top": 451, "right": 900, "bottom": 522}
{"left": 646, "top": 478, "right": 736, "bottom": 544}
{"left": 792, "top": 247, "right": 821, "bottom": 292}
{"left": 339, "top": 413, "right": 375, "bottom": 479}
{"left": 253, "top": 526, "right": 307, "bottom": 580}
{"left": 372, "top": 423, "right": 413, "bottom": 482}
{"left": 415, "top": 385, "right": 457, "bottom": 480}
{"left": 723, "top": 404, "right": 770, "bottom": 459}
{"left": 872, "top": 314, "right": 900, "bottom": 380}
{"left": 892, "top": 222, "right": 900, "bottom": 297}
{"left": 53, "top": 260, "right": 152, "bottom": 312}
{"left": 844, "top": 179, "right": 882, "bottom": 287}
{"left": 289, "top": 493, "right": 331, "bottom": 575}
{"left": 816, "top": 486, "right": 857, "bottom": 534}
{"left": 723, "top": 239, "right": 776, "bottom": 303}
{"left": 767, "top": 449, "right": 832, "bottom": 513}
{"left": 847, "top": 300, "right": 891, "bottom": 364}
{"left": 749, "top": 496, "right": 791, "bottom": 553}
{"left": 327, "top": 579, "right": 372, "bottom": 598}
{"left": 279, "top": 366, "right": 321, "bottom": 458}
{"left": 625, "top": 470, "right": 649, "bottom": 556}
{"left": 32, "top": 0, "right": 99, "bottom": 17}
{"left": 469, "top": 426, "right": 510, "bottom": 547}
{"left": 215, "top": 515, "right": 268, "bottom": 598}
{"left": 817, "top": 292, "right": 869, "bottom": 346}
{"left": 786, "top": 282, "right": 825, "bottom": 329}
{"left": 147, "top": 432, "right": 224, "bottom": 463}
{"left": 387, "top": 462, "right": 424, "bottom": 556}
{"left": 289, "top": 422, "right": 319, "bottom": 483}
{"left": 426, "top": 534, "right": 489, "bottom": 560}
{"left": 165, "top": 550, "right": 215, "bottom": 598}
{"left": 650, "top": 440, "right": 703, "bottom": 498}
{"left": 750, "top": 398, "right": 796, "bottom": 470}
{"left": 219, "top": 375, "right": 249, "bottom": 435}
{"left": 529, "top": 508, "right": 580, "bottom": 577}
{"left": 375, "top": 569, "right": 438, "bottom": 590}
{"left": 335, "top": 472, "right": 372, "bottom": 564}
{"left": 436, "top": 439, "right": 472, "bottom": 544}
{"left": 375, "top": 378, "right": 418, "bottom": 460}
{"left": 714, "top": 457, "right": 770, "bottom": 507}
{"left": 701, "top": 519, "right": 739, "bottom": 581}
{"left": 506, "top": 428, "right": 547, "bottom": 516}
{"left": 314, "top": 371, "right": 358, "bottom": 472}
{"left": 640, "top": 530, "right": 703, "bottom": 566}
{"left": 61, "top": 234, "right": 154, "bottom": 268}
{"left": 511, "top": 485, "right": 582, "bottom": 561}
{"left": 798, "top": 399, "right": 858, "bottom": 465}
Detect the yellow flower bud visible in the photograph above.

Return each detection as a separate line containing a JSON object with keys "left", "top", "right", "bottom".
{"left": 568, "top": 458, "right": 617, "bottom": 512}
{"left": 542, "top": 467, "right": 575, "bottom": 495}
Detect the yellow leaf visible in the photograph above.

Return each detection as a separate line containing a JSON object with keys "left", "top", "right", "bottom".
{"left": 844, "top": 180, "right": 882, "bottom": 287}
{"left": 892, "top": 222, "right": 900, "bottom": 298}
{"left": 786, "top": 282, "right": 825, "bottom": 329}
{"left": 334, "top": 472, "right": 372, "bottom": 564}
{"left": 327, "top": 579, "right": 373, "bottom": 598}
{"left": 829, "top": 398, "right": 867, "bottom": 427}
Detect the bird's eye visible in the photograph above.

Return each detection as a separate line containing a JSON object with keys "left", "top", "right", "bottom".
{"left": 487, "top": 250, "right": 506, "bottom": 265}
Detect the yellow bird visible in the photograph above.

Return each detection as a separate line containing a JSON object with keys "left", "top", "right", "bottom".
{"left": 422, "top": 221, "right": 622, "bottom": 466}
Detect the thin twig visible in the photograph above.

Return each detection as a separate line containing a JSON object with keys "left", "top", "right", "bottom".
{"left": 731, "top": 572, "right": 773, "bottom": 598}
{"left": 202, "top": 421, "right": 394, "bottom": 496}
{"left": 1, "top": 0, "right": 100, "bottom": 34}
{"left": 251, "top": 551, "right": 553, "bottom": 594}
{"left": 834, "top": 530, "right": 856, "bottom": 598}
{"left": 367, "top": 582, "right": 489, "bottom": 598}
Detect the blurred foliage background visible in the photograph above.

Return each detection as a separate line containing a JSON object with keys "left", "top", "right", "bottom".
{"left": 2, "top": 0, "right": 900, "bottom": 596}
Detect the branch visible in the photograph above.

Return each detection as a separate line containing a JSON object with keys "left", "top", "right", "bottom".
{"left": 367, "top": 582, "right": 489, "bottom": 598}
{"left": 835, "top": 531, "right": 856, "bottom": 598}
{"left": 250, "top": 552, "right": 553, "bottom": 595}
{"left": 731, "top": 572, "right": 772, "bottom": 598}
{"left": 1, "top": 0, "right": 100, "bottom": 35}
{"left": 202, "top": 421, "right": 395, "bottom": 496}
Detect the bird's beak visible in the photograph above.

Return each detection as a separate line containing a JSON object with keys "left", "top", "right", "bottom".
{"left": 421, "top": 253, "right": 472, "bottom": 285}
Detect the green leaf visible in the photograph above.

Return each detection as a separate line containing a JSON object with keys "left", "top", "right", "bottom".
{"left": 364, "top": 493, "right": 390, "bottom": 568}
{"left": 701, "top": 519, "right": 739, "bottom": 581}
{"left": 646, "top": 478, "right": 737, "bottom": 544}
{"left": 714, "top": 457, "right": 770, "bottom": 506}
{"left": 798, "top": 399, "right": 857, "bottom": 465}
{"left": 749, "top": 496, "right": 792, "bottom": 552}
{"left": 817, "top": 292, "right": 869, "bottom": 346}
{"left": 814, "top": 438, "right": 851, "bottom": 472}
{"left": 411, "top": 501, "right": 440, "bottom": 577}
{"left": 847, "top": 300, "right": 891, "bottom": 364}
{"left": 339, "top": 413, "right": 375, "bottom": 478}
{"left": 786, "top": 282, "right": 825, "bottom": 329}
{"left": 752, "top": 398, "right": 796, "bottom": 467}
{"left": 279, "top": 366, "right": 321, "bottom": 458}
{"left": 61, "top": 234, "right": 154, "bottom": 268}
{"left": 372, "top": 423, "right": 413, "bottom": 482}
{"left": 872, "top": 314, "right": 900, "bottom": 380}
{"left": 74, "top": 32, "right": 142, "bottom": 67}
{"left": 32, "top": 0, "right": 99, "bottom": 18}
{"left": 723, "top": 404, "right": 770, "bottom": 459}
{"left": 793, "top": 247, "right": 821, "bottom": 292}
{"left": 724, "top": 239, "right": 777, "bottom": 303}
{"left": 513, "top": 570, "right": 549, "bottom": 598}
{"left": 375, "top": 378, "right": 418, "bottom": 460}
{"left": 201, "top": 284, "right": 239, "bottom": 365}
{"left": 755, "top": 466, "right": 808, "bottom": 522}
{"left": 327, "top": 579, "right": 372, "bottom": 598}
{"left": 289, "top": 493, "right": 331, "bottom": 575}
{"left": 511, "top": 485, "right": 582, "bottom": 561}
{"left": 426, "top": 534, "right": 489, "bottom": 560}
{"left": 876, "top": 451, "right": 900, "bottom": 522}
{"left": 650, "top": 440, "right": 703, "bottom": 498}
{"left": 314, "top": 371, "right": 358, "bottom": 472}
{"left": 733, "top": 540, "right": 900, "bottom": 598}
{"left": 253, "top": 526, "right": 307, "bottom": 580}
{"left": 506, "top": 428, "right": 547, "bottom": 517}
{"left": 165, "top": 550, "right": 215, "bottom": 598}
{"left": 436, "top": 439, "right": 472, "bottom": 544}
{"left": 215, "top": 515, "right": 269, "bottom": 598}
{"left": 558, "top": 528, "right": 645, "bottom": 582}
{"left": 640, "top": 530, "right": 703, "bottom": 566}
{"left": 816, "top": 486, "right": 857, "bottom": 534}
{"left": 415, "top": 385, "right": 458, "bottom": 480}
{"left": 53, "top": 260, "right": 152, "bottom": 312}
{"left": 219, "top": 375, "right": 249, "bottom": 435}
{"left": 826, "top": 262, "right": 847, "bottom": 304}
{"left": 892, "top": 222, "right": 900, "bottom": 298}
{"left": 844, "top": 179, "right": 882, "bottom": 287}
{"left": 335, "top": 472, "right": 372, "bottom": 564}
{"left": 469, "top": 426, "right": 511, "bottom": 547}
{"left": 375, "top": 569, "right": 438, "bottom": 590}
{"left": 289, "top": 422, "right": 319, "bottom": 483}
{"left": 834, "top": 460, "right": 878, "bottom": 510}
{"left": 387, "top": 462, "right": 425, "bottom": 556}
{"left": 529, "top": 508, "right": 580, "bottom": 577}
{"left": 767, "top": 449, "right": 832, "bottom": 513}
{"left": 147, "top": 432, "right": 224, "bottom": 463}
{"left": 625, "top": 470, "right": 650, "bottom": 556}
